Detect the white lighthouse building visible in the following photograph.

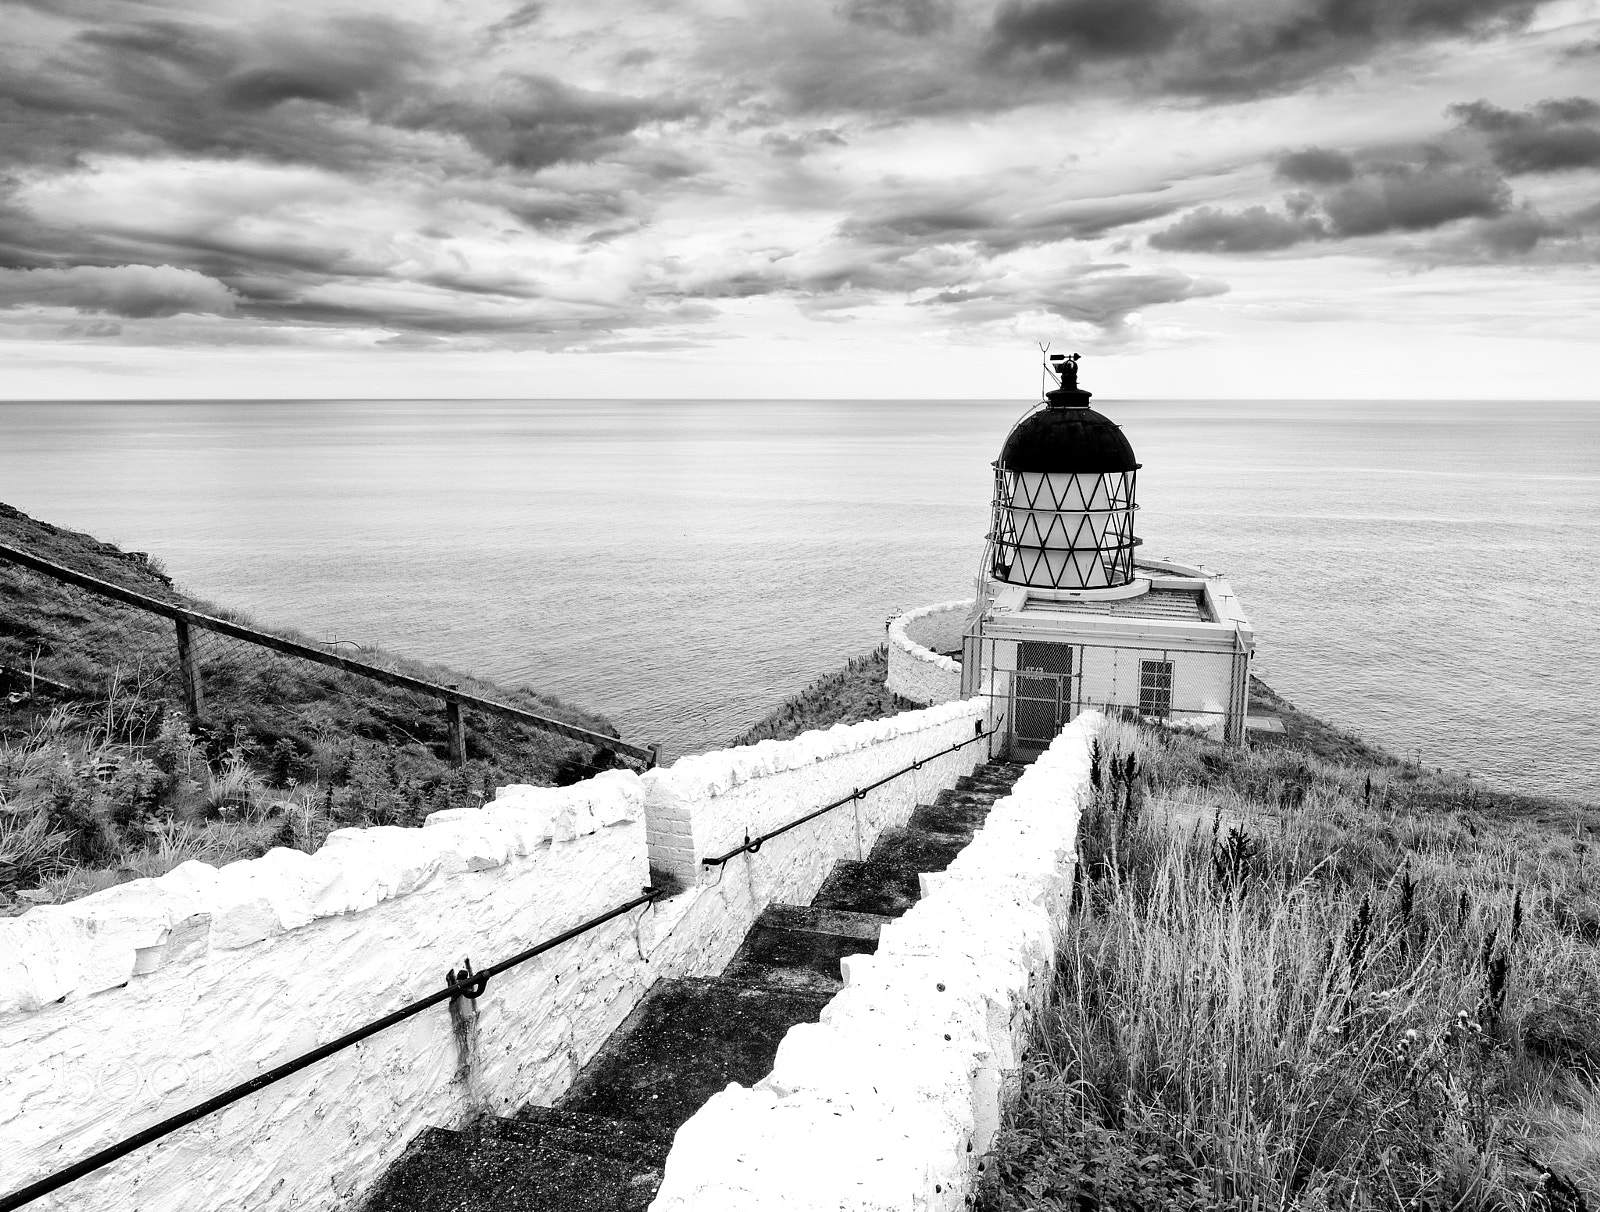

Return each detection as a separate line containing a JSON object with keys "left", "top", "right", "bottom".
{"left": 887, "top": 353, "right": 1256, "bottom": 756}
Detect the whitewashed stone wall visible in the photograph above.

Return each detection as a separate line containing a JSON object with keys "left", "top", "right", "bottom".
{"left": 640, "top": 696, "right": 994, "bottom": 981}
{"left": 649, "top": 713, "right": 1100, "bottom": 1212}
{"left": 886, "top": 600, "right": 972, "bottom": 706}
{"left": 0, "top": 773, "right": 656, "bottom": 1212}
{"left": 0, "top": 697, "right": 1000, "bottom": 1212}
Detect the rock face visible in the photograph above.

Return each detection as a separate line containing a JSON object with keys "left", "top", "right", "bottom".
{"left": 362, "top": 758, "right": 1029, "bottom": 1212}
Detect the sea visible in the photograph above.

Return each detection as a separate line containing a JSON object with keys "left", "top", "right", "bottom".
{"left": 1, "top": 398, "right": 1595, "bottom": 802}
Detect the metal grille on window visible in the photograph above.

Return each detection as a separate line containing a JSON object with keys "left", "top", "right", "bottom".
{"left": 1139, "top": 659, "right": 1173, "bottom": 717}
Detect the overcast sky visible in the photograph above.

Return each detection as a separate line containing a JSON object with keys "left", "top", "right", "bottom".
{"left": 3, "top": 0, "right": 1598, "bottom": 399}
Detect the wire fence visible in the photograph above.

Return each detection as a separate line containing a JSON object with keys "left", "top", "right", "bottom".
{"left": 961, "top": 631, "right": 1252, "bottom": 749}
{"left": 0, "top": 543, "right": 654, "bottom": 895}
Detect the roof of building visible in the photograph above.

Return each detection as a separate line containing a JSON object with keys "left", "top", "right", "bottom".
{"left": 998, "top": 393, "right": 1139, "bottom": 474}
{"left": 1025, "top": 587, "right": 1210, "bottom": 622}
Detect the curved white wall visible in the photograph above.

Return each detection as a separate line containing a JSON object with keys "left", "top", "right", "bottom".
{"left": 886, "top": 599, "right": 972, "bottom": 706}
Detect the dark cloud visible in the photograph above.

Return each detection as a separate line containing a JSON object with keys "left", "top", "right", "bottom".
{"left": 918, "top": 264, "right": 1227, "bottom": 329}
{"left": 1409, "top": 203, "right": 1600, "bottom": 263}
{"left": 1149, "top": 205, "right": 1325, "bottom": 252}
{"left": 501, "top": 190, "right": 635, "bottom": 231}
{"left": 1449, "top": 97, "right": 1600, "bottom": 173}
{"left": 1465, "top": 207, "right": 1565, "bottom": 255}
{"left": 0, "top": 15, "right": 687, "bottom": 176}
{"left": 1275, "top": 147, "right": 1356, "bottom": 185}
{"left": 60, "top": 321, "right": 124, "bottom": 338}
{"left": 0, "top": 15, "right": 433, "bottom": 170}
{"left": 760, "top": 128, "right": 848, "bottom": 158}
{"left": 985, "top": 0, "right": 1536, "bottom": 101}
{"left": 0, "top": 265, "right": 237, "bottom": 317}
{"left": 989, "top": 0, "right": 1190, "bottom": 62}
{"left": 835, "top": 0, "right": 954, "bottom": 37}
{"left": 1036, "top": 266, "right": 1227, "bottom": 327}
{"left": 839, "top": 192, "right": 1179, "bottom": 254}
{"left": 1321, "top": 159, "right": 1508, "bottom": 234}
{"left": 687, "top": 238, "right": 1222, "bottom": 330}
{"left": 487, "top": 3, "right": 545, "bottom": 37}
{"left": 395, "top": 76, "right": 693, "bottom": 172}
{"left": 1151, "top": 149, "right": 1514, "bottom": 253}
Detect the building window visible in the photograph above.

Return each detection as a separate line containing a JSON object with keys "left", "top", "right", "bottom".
{"left": 1139, "top": 659, "right": 1173, "bottom": 717}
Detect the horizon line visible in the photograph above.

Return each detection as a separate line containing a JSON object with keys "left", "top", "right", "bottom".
{"left": 3, "top": 395, "right": 1599, "bottom": 405}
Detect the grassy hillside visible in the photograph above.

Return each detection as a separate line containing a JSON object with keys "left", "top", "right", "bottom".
{"left": 728, "top": 646, "right": 916, "bottom": 746}
{"left": 980, "top": 717, "right": 1599, "bottom": 1211}
{"left": 730, "top": 652, "right": 1598, "bottom": 1208}
{"left": 0, "top": 503, "right": 625, "bottom": 910}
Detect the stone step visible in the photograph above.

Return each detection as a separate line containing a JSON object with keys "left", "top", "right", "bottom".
{"left": 756, "top": 902, "right": 894, "bottom": 939}
{"left": 808, "top": 828, "right": 978, "bottom": 918}
{"left": 933, "top": 787, "right": 1002, "bottom": 807}
{"left": 808, "top": 857, "right": 920, "bottom": 917}
{"left": 501, "top": 1106, "right": 673, "bottom": 1166}
{"left": 558, "top": 976, "right": 832, "bottom": 1136}
{"left": 953, "top": 775, "right": 1024, "bottom": 797}
{"left": 720, "top": 903, "right": 891, "bottom": 993}
{"left": 364, "top": 1122, "right": 663, "bottom": 1212}
{"left": 867, "top": 824, "right": 973, "bottom": 872}
{"left": 810, "top": 760, "right": 1021, "bottom": 917}
{"left": 956, "top": 768, "right": 1024, "bottom": 789}
{"left": 912, "top": 795, "right": 995, "bottom": 835}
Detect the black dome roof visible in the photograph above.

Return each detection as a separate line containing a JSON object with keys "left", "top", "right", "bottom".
{"left": 998, "top": 387, "right": 1139, "bottom": 474}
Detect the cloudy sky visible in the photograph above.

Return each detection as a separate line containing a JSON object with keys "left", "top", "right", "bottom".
{"left": 3, "top": 0, "right": 1598, "bottom": 399}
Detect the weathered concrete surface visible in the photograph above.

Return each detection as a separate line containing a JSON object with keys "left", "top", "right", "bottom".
{"left": 364, "top": 1117, "right": 667, "bottom": 1212}
{"left": 559, "top": 977, "right": 834, "bottom": 1136}
{"left": 721, "top": 905, "right": 890, "bottom": 994}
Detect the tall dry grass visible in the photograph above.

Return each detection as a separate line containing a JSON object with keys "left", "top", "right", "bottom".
{"left": 981, "top": 718, "right": 1598, "bottom": 1212}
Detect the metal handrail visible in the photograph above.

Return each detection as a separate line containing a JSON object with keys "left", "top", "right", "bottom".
{"left": 701, "top": 715, "right": 1004, "bottom": 868}
{"left": 0, "top": 542, "right": 656, "bottom": 766}
{"left": 0, "top": 887, "right": 665, "bottom": 1212}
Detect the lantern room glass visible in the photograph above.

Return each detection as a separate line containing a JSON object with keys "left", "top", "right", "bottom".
{"left": 988, "top": 467, "right": 1139, "bottom": 589}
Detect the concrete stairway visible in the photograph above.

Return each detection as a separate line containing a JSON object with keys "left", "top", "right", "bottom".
{"left": 363, "top": 758, "right": 1027, "bottom": 1212}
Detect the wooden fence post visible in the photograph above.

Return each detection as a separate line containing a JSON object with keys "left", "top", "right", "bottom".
{"left": 446, "top": 699, "right": 466, "bottom": 767}
{"left": 175, "top": 618, "right": 204, "bottom": 722}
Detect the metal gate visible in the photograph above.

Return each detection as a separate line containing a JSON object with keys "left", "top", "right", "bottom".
{"left": 1012, "top": 640, "right": 1075, "bottom": 750}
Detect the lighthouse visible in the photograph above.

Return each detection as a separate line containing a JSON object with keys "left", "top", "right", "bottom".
{"left": 887, "top": 352, "right": 1256, "bottom": 755}
{"left": 988, "top": 352, "right": 1140, "bottom": 590}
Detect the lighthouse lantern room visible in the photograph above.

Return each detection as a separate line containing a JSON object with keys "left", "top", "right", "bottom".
{"left": 887, "top": 352, "right": 1257, "bottom": 757}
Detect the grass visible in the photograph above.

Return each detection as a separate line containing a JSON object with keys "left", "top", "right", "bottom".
{"left": 728, "top": 645, "right": 917, "bottom": 746}
{"left": 979, "top": 717, "right": 1600, "bottom": 1211}
{"left": 0, "top": 502, "right": 629, "bottom": 911}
